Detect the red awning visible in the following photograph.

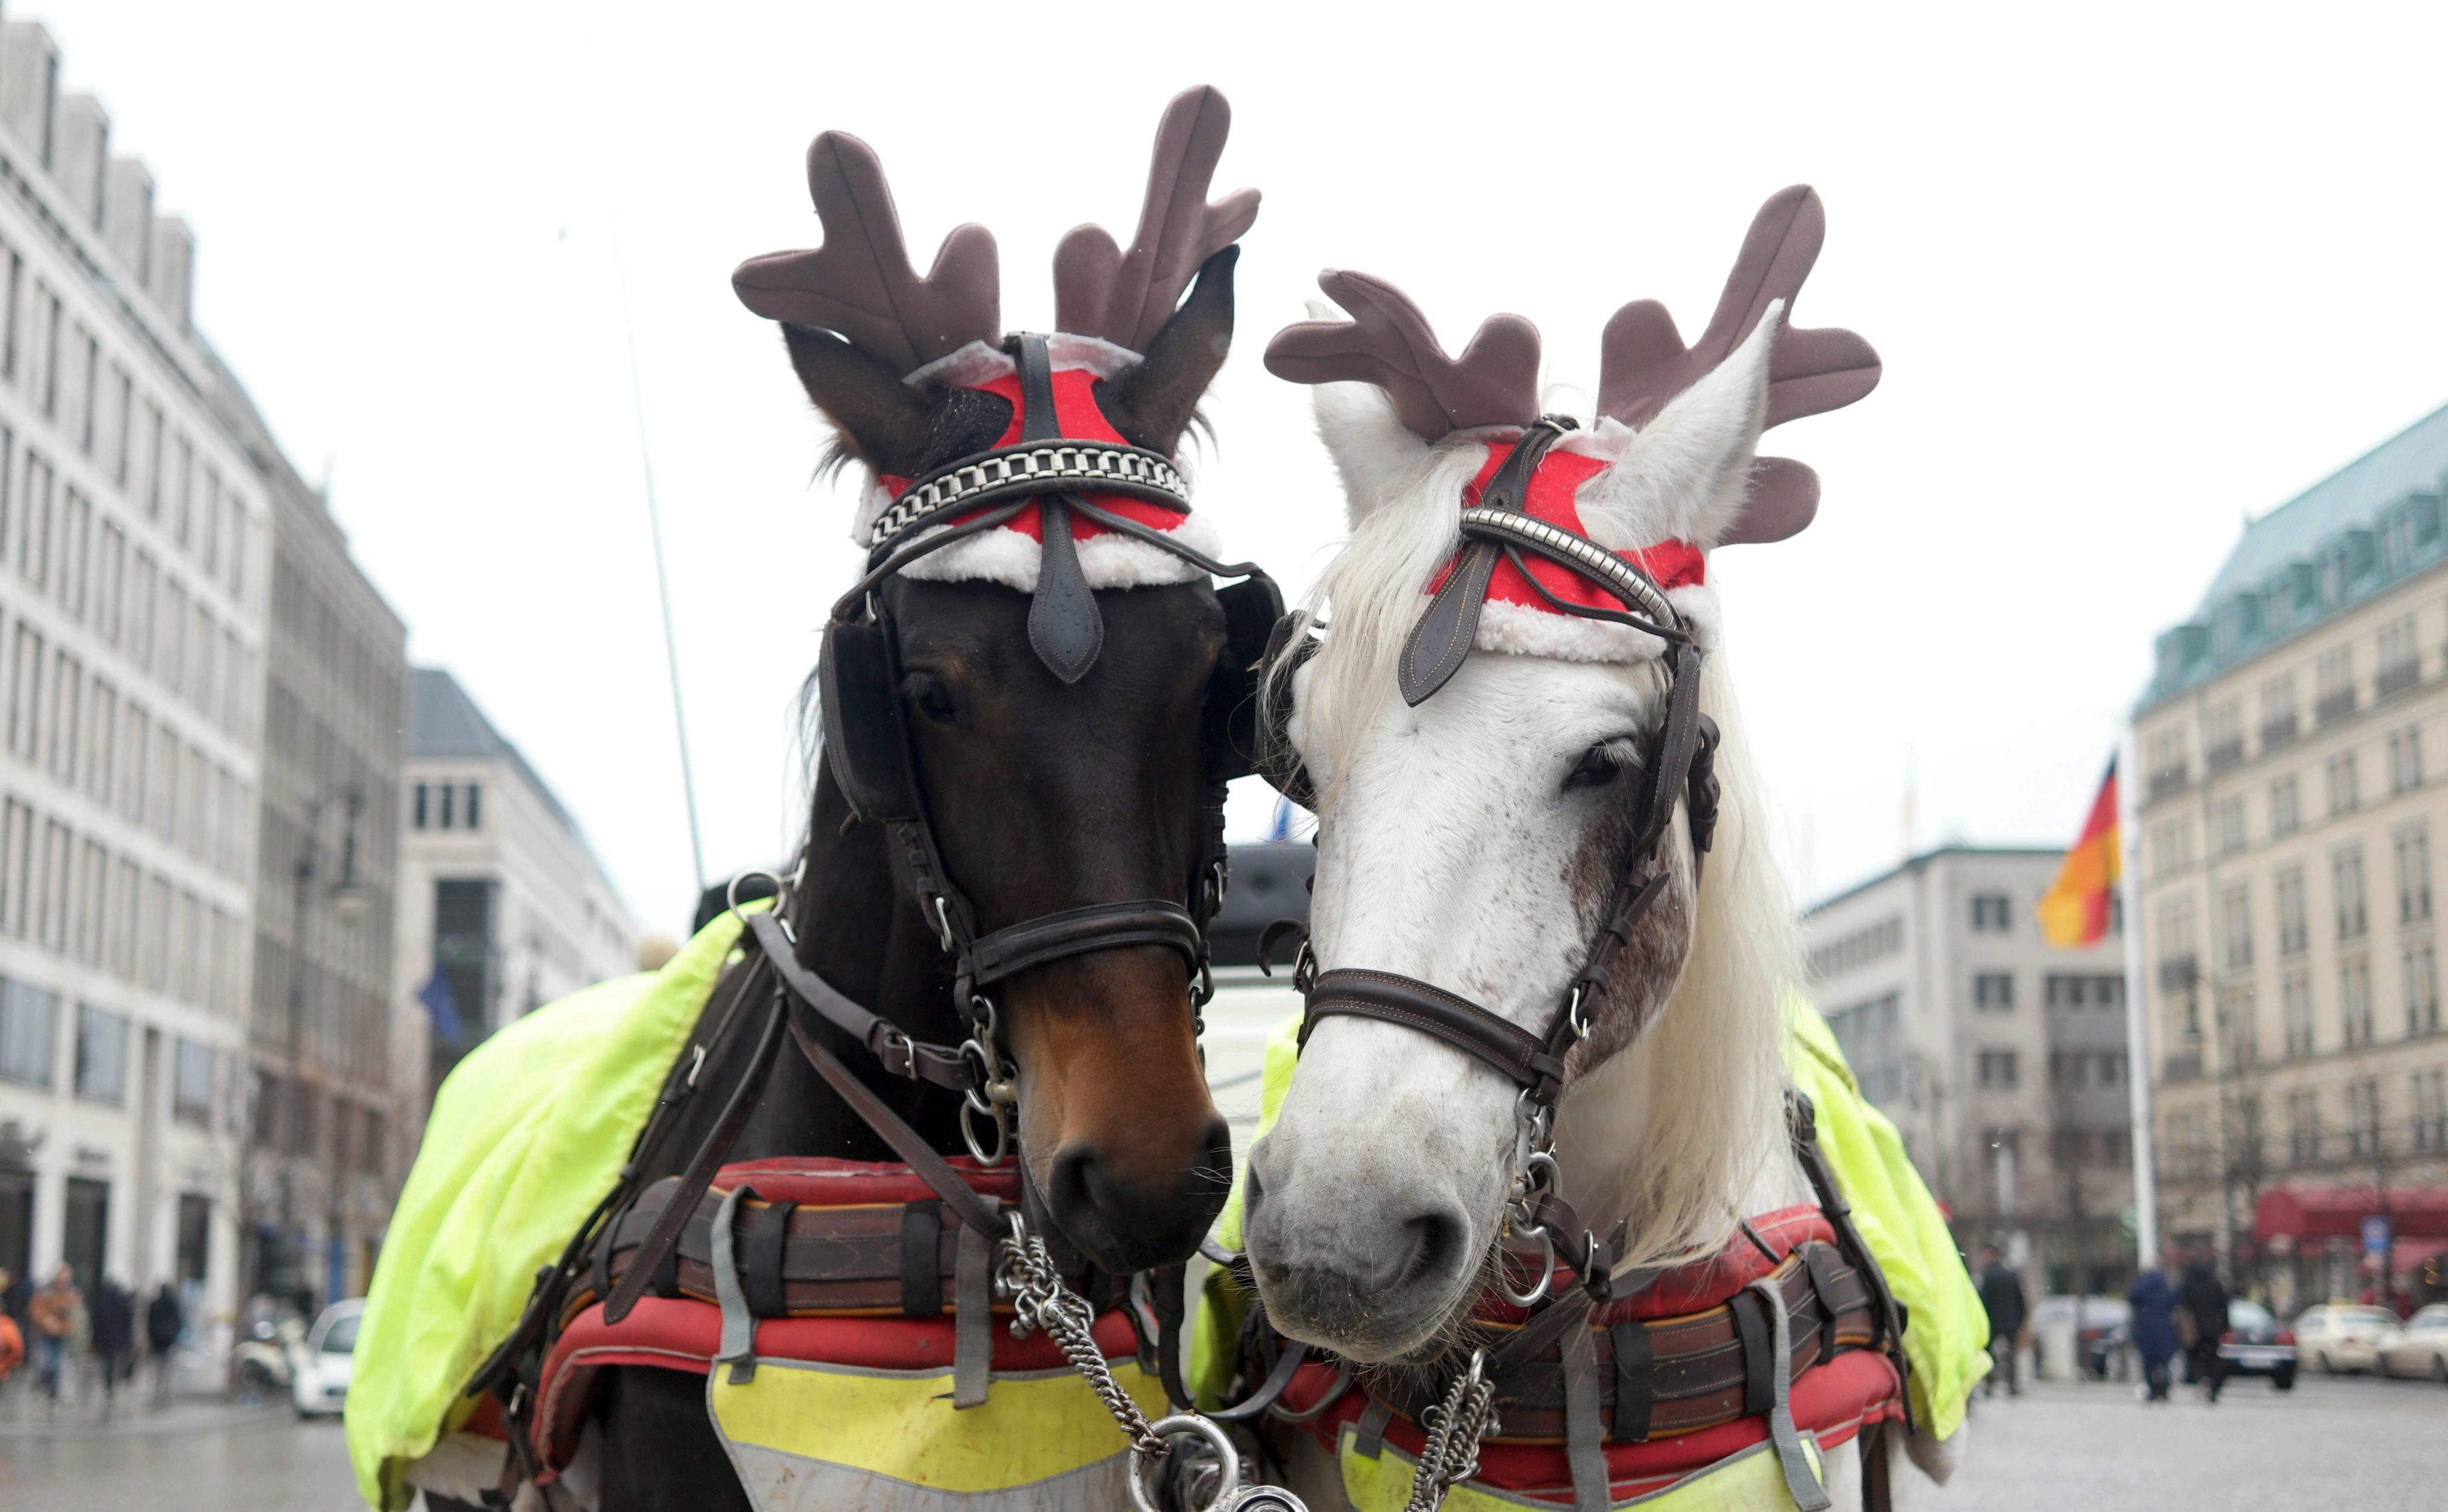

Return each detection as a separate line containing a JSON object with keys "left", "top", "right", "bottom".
{"left": 2395, "top": 1236, "right": 2448, "bottom": 1272}
{"left": 2253, "top": 1186, "right": 2448, "bottom": 1242}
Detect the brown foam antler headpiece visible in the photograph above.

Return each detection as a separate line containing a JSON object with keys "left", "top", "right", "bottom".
{"left": 731, "top": 133, "right": 1002, "bottom": 377}
{"left": 1595, "top": 185, "right": 1880, "bottom": 544}
{"left": 1055, "top": 85, "right": 1260, "bottom": 354}
{"left": 1264, "top": 271, "right": 1542, "bottom": 439}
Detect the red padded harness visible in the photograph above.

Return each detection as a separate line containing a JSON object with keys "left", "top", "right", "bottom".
{"left": 523, "top": 1158, "right": 1138, "bottom": 1478}
{"left": 1425, "top": 440, "right": 1707, "bottom": 619}
{"left": 1278, "top": 1206, "right": 1905, "bottom": 1505}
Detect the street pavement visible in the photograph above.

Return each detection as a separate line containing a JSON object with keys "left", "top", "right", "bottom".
{"left": 1939, "top": 1372, "right": 2443, "bottom": 1510}
{"left": 0, "top": 1369, "right": 2438, "bottom": 1508}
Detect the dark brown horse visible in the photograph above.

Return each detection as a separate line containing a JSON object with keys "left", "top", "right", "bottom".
{"left": 430, "top": 93, "right": 1268, "bottom": 1512}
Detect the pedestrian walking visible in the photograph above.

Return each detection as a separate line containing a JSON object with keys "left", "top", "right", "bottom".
{"left": 88, "top": 1276, "right": 135, "bottom": 1412}
{"left": 2128, "top": 1253, "right": 2181, "bottom": 1403}
{"left": 0, "top": 1270, "right": 21, "bottom": 1388}
{"left": 1975, "top": 1243, "right": 2028, "bottom": 1397}
{"left": 2178, "top": 1255, "right": 2230, "bottom": 1403}
{"left": 27, "top": 1265, "right": 79, "bottom": 1408}
{"left": 146, "top": 1283, "right": 184, "bottom": 1406}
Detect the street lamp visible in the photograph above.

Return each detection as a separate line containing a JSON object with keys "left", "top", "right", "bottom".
{"left": 272, "top": 784, "right": 365, "bottom": 1311}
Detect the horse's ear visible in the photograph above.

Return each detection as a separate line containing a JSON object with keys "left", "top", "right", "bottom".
{"left": 1096, "top": 246, "right": 1236, "bottom": 454}
{"left": 779, "top": 323, "right": 937, "bottom": 475}
{"left": 1578, "top": 302, "right": 1781, "bottom": 553}
{"left": 1311, "top": 379, "right": 1432, "bottom": 528}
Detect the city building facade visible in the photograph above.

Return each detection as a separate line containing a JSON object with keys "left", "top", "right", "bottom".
{"left": 240, "top": 437, "right": 406, "bottom": 1311}
{"left": 1804, "top": 846, "right": 2135, "bottom": 1294}
{"left": 0, "top": 20, "right": 270, "bottom": 1338}
{"left": 2135, "top": 400, "right": 2448, "bottom": 1311}
{"left": 395, "top": 668, "right": 637, "bottom": 1125}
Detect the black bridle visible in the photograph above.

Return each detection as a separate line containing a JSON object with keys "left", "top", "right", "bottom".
{"left": 469, "top": 336, "right": 1280, "bottom": 1425}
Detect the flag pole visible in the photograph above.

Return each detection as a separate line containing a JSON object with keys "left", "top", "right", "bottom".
{"left": 2118, "top": 726, "right": 2160, "bottom": 1269}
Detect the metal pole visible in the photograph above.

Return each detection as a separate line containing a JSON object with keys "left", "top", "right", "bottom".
{"left": 614, "top": 248, "right": 708, "bottom": 898}
{"left": 2119, "top": 731, "right": 2161, "bottom": 1270}
{"left": 279, "top": 798, "right": 314, "bottom": 1303}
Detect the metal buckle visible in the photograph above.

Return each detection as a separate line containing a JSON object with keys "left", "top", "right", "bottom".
{"left": 1128, "top": 1414, "right": 1243, "bottom": 1512}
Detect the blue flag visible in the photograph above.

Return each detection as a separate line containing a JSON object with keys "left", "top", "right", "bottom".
{"left": 418, "top": 968, "right": 463, "bottom": 1042}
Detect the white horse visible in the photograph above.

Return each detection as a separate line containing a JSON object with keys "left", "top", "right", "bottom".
{"left": 1240, "top": 193, "right": 1965, "bottom": 1510}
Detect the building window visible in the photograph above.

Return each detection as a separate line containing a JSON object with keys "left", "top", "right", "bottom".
{"left": 2270, "top": 776, "right": 2300, "bottom": 836}
{"left": 2281, "top": 971, "right": 2314, "bottom": 1058}
{"left": 2152, "top": 818, "right": 2196, "bottom": 878}
{"left": 1976, "top": 1049, "right": 2020, "bottom": 1089}
{"left": 2276, "top": 866, "right": 2308, "bottom": 956}
{"left": 2334, "top": 846, "right": 2369, "bottom": 939}
{"left": 2288, "top": 1089, "right": 2321, "bottom": 1164}
{"left": 2404, "top": 946, "right": 2440, "bottom": 1036}
{"left": 2327, "top": 752, "right": 2360, "bottom": 815}
{"left": 2345, "top": 1078, "right": 2383, "bottom": 1156}
{"left": 438, "top": 783, "right": 455, "bottom": 830}
{"left": 2220, "top": 884, "right": 2253, "bottom": 970}
{"left": 2260, "top": 672, "right": 2300, "bottom": 746}
{"left": 1973, "top": 972, "right": 2015, "bottom": 1011}
{"left": 2043, "top": 974, "right": 2123, "bottom": 1009}
{"left": 2204, "top": 699, "right": 2244, "bottom": 769}
{"left": 2415, "top": 1070, "right": 2448, "bottom": 1152}
{"left": 72, "top": 1002, "right": 126, "bottom": 1103}
{"left": 2340, "top": 959, "right": 2374, "bottom": 1046}
{"left": 1806, "top": 916, "right": 1904, "bottom": 980}
{"left": 2395, "top": 823, "right": 2432, "bottom": 923}
{"left": 171, "top": 1039, "right": 215, "bottom": 1128}
{"left": 412, "top": 782, "right": 429, "bottom": 829}
{"left": 0, "top": 977, "right": 59, "bottom": 1087}
{"left": 2214, "top": 797, "right": 2246, "bottom": 855}
{"left": 2317, "top": 647, "right": 2357, "bottom": 722}
{"left": 465, "top": 783, "right": 482, "bottom": 829}
{"left": 1969, "top": 893, "right": 2011, "bottom": 933}
{"left": 2389, "top": 726, "right": 2424, "bottom": 794}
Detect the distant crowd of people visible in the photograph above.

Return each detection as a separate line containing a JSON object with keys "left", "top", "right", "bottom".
{"left": 1972, "top": 1241, "right": 2242, "bottom": 1406}
{"left": 0, "top": 1265, "right": 187, "bottom": 1412}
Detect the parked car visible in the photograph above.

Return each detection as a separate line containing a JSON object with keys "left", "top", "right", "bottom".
{"left": 2291, "top": 1304, "right": 2403, "bottom": 1375}
{"left": 291, "top": 1299, "right": 363, "bottom": 1418}
{"left": 2216, "top": 1299, "right": 2297, "bottom": 1389}
{"left": 2377, "top": 1303, "right": 2448, "bottom": 1382}
{"left": 2031, "top": 1295, "right": 2131, "bottom": 1379}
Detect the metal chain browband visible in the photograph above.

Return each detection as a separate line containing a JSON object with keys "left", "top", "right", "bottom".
{"left": 868, "top": 437, "right": 1190, "bottom": 550}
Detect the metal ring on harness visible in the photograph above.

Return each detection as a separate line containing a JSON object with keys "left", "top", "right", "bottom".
{"left": 960, "top": 1096, "right": 1012, "bottom": 1168}
{"left": 1494, "top": 1223, "right": 1557, "bottom": 1308}
{"left": 1128, "top": 1412, "right": 1243, "bottom": 1512}
{"left": 725, "top": 868, "right": 788, "bottom": 926}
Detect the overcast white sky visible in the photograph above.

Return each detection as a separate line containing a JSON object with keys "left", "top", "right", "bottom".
{"left": 29, "top": 2, "right": 2448, "bottom": 935}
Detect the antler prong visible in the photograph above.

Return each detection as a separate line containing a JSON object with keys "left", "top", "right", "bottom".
{"left": 1263, "top": 271, "right": 1541, "bottom": 440}
{"left": 1054, "top": 86, "right": 1260, "bottom": 353}
{"left": 732, "top": 131, "right": 1000, "bottom": 375}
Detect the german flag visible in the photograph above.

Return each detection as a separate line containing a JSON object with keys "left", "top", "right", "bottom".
{"left": 2037, "top": 761, "right": 2120, "bottom": 948}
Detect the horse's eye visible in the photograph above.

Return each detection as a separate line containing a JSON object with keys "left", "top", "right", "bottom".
{"left": 907, "top": 674, "right": 959, "bottom": 726}
{"left": 1564, "top": 742, "right": 1624, "bottom": 791}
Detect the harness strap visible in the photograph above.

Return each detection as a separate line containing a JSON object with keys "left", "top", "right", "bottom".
{"left": 1300, "top": 969, "right": 1562, "bottom": 1101}
{"left": 779, "top": 990, "right": 1003, "bottom": 1237}
{"left": 1608, "top": 1320, "right": 1653, "bottom": 1441}
{"left": 1559, "top": 1324, "right": 1610, "bottom": 1512}
{"left": 1745, "top": 1274, "right": 1834, "bottom": 1512}
{"left": 966, "top": 899, "right": 1205, "bottom": 987}
{"left": 602, "top": 970, "right": 787, "bottom": 1326}
{"left": 1398, "top": 417, "right": 1574, "bottom": 706}
{"left": 900, "top": 1201, "right": 944, "bottom": 1318}
{"left": 746, "top": 913, "right": 975, "bottom": 1092}
{"left": 742, "top": 1197, "right": 794, "bottom": 1319}
{"left": 712, "top": 1183, "right": 759, "bottom": 1385}
{"left": 953, "top": 1218, "right": 996, "bottom": 1410}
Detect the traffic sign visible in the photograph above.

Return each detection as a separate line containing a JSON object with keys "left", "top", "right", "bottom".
{"left": 2362, "top": 1215, "right": 2392, "bottom": 1256}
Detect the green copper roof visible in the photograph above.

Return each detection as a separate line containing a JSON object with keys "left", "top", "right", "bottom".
{"left": 2142, "top": 400, "right": 2448, "bottom": 711}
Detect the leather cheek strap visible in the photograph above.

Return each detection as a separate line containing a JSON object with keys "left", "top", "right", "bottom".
{"left": 1300, "top": 968, "right": 1565, "bottom": 1102}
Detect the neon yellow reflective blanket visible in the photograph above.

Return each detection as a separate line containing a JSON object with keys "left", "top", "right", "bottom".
{"left": 1191, "top": 998, "right": 1988, "bottom": 1441}
{"left": 345, "top": 908, "right": 752, "bottom": 1510}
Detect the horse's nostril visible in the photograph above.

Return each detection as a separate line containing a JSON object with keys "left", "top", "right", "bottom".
{"left": 1397, "top": 1207, "right": 1463, "bottom": 1292}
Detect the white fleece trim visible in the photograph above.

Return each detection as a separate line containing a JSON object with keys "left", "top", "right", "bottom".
{"left": 1441, "top": 580, "right": 1721, "bottom": 666}
{"left": 896, "top": 510, "right": 1223, "bottom": 592}
{"left": 900, "top": 333, "right": 1142, "bottom": 390}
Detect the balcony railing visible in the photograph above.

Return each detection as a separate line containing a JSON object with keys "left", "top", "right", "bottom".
{"left": 2318, "top": 687, "right": 2358, "bottom": 726}
{"left": 2162, "top": 1052, "right": 2204, "bottom": 1083}
{"left": 2260, "top": 713, "right": 2300, "bottom": 751}
{"left": 2146, "top": 765, "right": 2191, "bottom": 803}
{"left": 2378, "top": 659, "right": 2421, "bottom": 699}
{"left": 2207, "top": 738, "right": 2245, "bottom": 773}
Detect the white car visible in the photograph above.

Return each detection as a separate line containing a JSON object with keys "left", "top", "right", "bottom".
{"left": 2291, "top": 1303, "right": 2403, "bottom": 1375}
{"left": 2378, "top": 1303, "right": 2448, "bottom": 1382}
{"left": 291, "top": 1299, "right": 363, "bottom": 1418}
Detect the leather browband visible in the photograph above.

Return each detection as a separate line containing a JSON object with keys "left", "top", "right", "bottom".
{"left": 867, "top": 438, "right": 1190, "bottom": 553}
{"left": 1300, "top": 968, "right": 1565, "bottom": 1101}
